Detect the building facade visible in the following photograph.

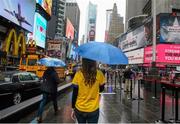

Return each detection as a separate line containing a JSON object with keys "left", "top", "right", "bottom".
{"left": 52, "top": 0, "right": 66, "bottom": 37}
{"left": 107, "top": 3, "right": 124, "bottom": 43}
{"left": 125, "top": 0, "right": 146, "bottom": 31}
{"left": 85, "top": 2, "right": 97, "bottom": 43}
{"left": 120, "top": 0, "right": 180, "bottom": 67}
{"left": 126, "top": 0, "right": 180, "bottom": 31}
{"left": 65, "top": 0, "right": 80, "bottom": 41}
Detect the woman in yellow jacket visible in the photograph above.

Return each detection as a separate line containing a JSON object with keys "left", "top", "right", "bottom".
{"left": 71, "top": 58, "right": 105, "bottom": 123}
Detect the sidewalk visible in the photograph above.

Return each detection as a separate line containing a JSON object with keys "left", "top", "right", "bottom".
{"left": 18, "top": 84, "right": 168, "bottom": 123}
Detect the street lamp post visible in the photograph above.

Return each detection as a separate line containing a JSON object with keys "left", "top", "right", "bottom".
{"left": 152, "top": 0, "right": 156, "bottom": 64}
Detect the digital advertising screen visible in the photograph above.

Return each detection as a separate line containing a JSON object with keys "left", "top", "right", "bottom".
{"left": 0, "top": 0, "right": 36, "bottom": 32}
{"left": 68, "top": 42, "right": 78, "bottom": 60}
{"left": 160, "top": 14, "right": 180, "bottom": 43}
{"left": 66, "top": 18, "right": 74, "bottom": 40}
{"left": 36, "top": 0, "right": 52, "bottom": 16}
{"left": 144, "top": 44, "right": 180, "bottom": 64}
{"left": 33, "top": 13, "right": 47, "bottom": 48}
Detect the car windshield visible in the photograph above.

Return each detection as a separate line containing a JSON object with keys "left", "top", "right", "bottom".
{"left": 0, "top": 72, "right": 11, "bottom": 83}
{"left": 18, "top": 74, "right": 33, "bottom": 81}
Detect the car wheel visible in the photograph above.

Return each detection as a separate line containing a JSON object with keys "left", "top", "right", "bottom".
{"left": 13, "top": 93, "right": 22, "bottom": 105}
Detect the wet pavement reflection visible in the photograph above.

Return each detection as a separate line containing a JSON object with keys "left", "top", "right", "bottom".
{"left": 18, "top": 80, "right": 180, "bottom": 123}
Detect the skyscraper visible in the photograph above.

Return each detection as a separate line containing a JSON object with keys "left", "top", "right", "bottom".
{"left": 107, "top": 3, "right": 124, "bottom": 43}
{"left": 52, "top": 0, "right": 66, "bottom": 38}
{"left": 65, "top": 0, "right": 80, "bottom": 40}
{"left": 85, "top": 2, "right": 97, "bottom": 43}
{"left": 104, "top": 9, "right": 113, "bottom": 41}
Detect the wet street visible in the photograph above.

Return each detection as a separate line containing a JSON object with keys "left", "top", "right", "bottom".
{"left": 18, "top": 80, "right": 180, "bottom": 123}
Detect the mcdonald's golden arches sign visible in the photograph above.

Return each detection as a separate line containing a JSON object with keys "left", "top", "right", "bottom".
{"left": 3, "top": 29, "right": 26, "bottom": 56}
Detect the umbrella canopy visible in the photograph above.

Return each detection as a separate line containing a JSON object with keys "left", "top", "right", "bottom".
{"left": 37, "top": 57, "right": 66, "bottom": 67}
{"left": 75, "top": 41, "right": 128, "bottom": 65}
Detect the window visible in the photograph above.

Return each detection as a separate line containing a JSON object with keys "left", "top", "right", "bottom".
{"left": 19, "top": 74, "right": 33, "bottom": 81}
{"left": 22, "top": 58, "right": 26, "bottom": 65}
{"left": 30, "top": 73, "right": 39, "bottom": 81}
{"left": 28, "top": 59, "right": 37, "bottom": 66}
{"left": 12, "top": 76, "right": 19, "bottom": 83}
{"left": 0, "top": 73, "right": 11, "bottom": 83}
{"left": 0, "top": 72, "right": 5, "bottom": 83}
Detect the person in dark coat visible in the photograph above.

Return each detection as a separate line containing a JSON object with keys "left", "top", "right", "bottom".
{"left": 124, "top": 67, "right": 133, "bottom": 92}
{"left": 36, "top": 67, "right": 60, "bottom": 122}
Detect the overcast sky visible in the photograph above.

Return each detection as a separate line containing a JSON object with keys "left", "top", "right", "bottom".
{"left": 76, "top": 0, "right": 126, "bottom": 42}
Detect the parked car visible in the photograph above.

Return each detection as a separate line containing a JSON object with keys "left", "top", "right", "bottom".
{"left": 0, "top": 71, "right": 42, "bottom": 105}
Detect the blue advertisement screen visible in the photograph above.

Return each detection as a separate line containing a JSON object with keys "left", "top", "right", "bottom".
{"left": 160, "top": 14, "right": 180, "bottom": 43}
{"left": 33, "top": 13, "right": 47, "bottom": 48}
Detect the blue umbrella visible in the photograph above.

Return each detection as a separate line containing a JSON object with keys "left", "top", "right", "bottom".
{"left": 37, "top": 57, "right": 66, "bottom": 67}
{"left": 75, "top": 41, "right": 128, "bottom": 65}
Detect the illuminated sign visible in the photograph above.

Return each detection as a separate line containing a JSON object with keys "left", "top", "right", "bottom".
{"left": 144, "top": 44, "right": 180, "bottom": 64}
{"left": 159, "top": 14, "right": 180, "bottom": 43}
{"left": 3, "top": 28, "right": 26, "bottom": 56}
{"left": 0, "top": 0, "right": 36, "bottom": 32}
{"left": 33, "top": 13, "right": 47, "bottom": 48}
{"left": 66, "top": 18, "right": 74, "bottom": 40}
{"left": 47, "top": 40, "right": 62, "bottom": 51}
{"left": 26, "top": 40, "right": 36, "bottom": 53}
{"left": 119, "top": 26, "right": 145, "bottom": 52}
{"left": 36, "top": 0, "right": 52, "bottom": 16}
{"left": 125, "top": 48, "right": 144, "bottom": 64}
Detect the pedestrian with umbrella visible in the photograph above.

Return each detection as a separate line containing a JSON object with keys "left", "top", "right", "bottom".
{"left": 36, "top": 57, "right": 66, "bottom": 123}
{"left": 71, "top": 41, "right": 128, "bottom": 123}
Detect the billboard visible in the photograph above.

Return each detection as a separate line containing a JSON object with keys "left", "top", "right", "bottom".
{"left": 160, "top": 14, "right": 180, "bottom": 43}
{"left": 33, "top": 13, "right": 47, "bottom": 48}
{"left": 144, "top": 44, "right": 180, "bottom": 64}
{"left": 67, "top": 41, "right": 78, "bottom": 60}
{"left": 0, "top": 0, "right": 36, "bottom": 32}
{"left": 47, "top": 40, "right": 61, "bottom": 51}
{"left": 66, "top": 18, "right": 74, "bottom": 40}
{"left": 89, "top": 29, "right": 95, "bottom": 41}
{"left": 119, "top": 26, "right": 146, "bottom": 52}
{"left": 125, "top": 48, "right": 144, "bottom": 64}
{"left": 36, "top": 0, "right": 52, "bottom": 15}
{"left": 47, "top": 40, "right": 65, "bottom": 59}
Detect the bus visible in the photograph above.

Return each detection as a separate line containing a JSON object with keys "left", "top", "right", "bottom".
{"left": 19, "top": 54, "right": 46, "bottom": 78}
